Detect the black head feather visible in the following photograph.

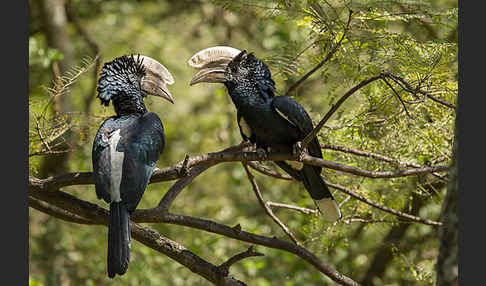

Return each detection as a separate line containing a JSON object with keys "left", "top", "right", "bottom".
{"left": 228, "top": 51, "right": 272, "bottom": 82}
{"left": 97, "top": 55, "right": 147, "bottom": 106}
{"left": 226, "top": 51, "right": 275, "bottom": 99}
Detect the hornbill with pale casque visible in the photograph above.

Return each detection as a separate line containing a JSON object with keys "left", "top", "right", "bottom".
{"left": 92, "top": 54, "right": 174, "bottom": 278}
{"left": 188, "top": 46, "right": 341, "bottom": 222}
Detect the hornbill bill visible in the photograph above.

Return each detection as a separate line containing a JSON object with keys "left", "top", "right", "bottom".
{"left": 92, "top": 55, "right": 174, "bottom": 278}
{"left": 188, "top": 46, "right": 341, "bottom": 222}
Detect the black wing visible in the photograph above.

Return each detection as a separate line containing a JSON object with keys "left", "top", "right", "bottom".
{"left": 92, "top": 117, "right": 116, "bottom": 203}
{"left": 118, "top": 112, "right": 165, "bottom": 213}
{"left": 271, "top": 96, "right": 324, "bottom": 170}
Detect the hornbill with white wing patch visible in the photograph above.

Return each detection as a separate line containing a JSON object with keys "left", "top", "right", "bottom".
{"left": 92, "top": 55, "right": 174, "bottom": 278}
{"left": 188, "top": 46, "right": 341, "bottom": 222}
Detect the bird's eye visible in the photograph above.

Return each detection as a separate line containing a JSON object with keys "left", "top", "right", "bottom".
{"left": 228, "top": 62, "right": 238, "bottom": 73}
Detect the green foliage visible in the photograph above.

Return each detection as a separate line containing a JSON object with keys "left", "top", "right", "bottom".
{"left": 29, "top": 0, "right": 457, "bottom": 285}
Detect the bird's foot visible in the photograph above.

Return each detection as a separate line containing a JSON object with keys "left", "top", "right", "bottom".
{"left": 293, "top": 141, "right": 305, "bottom": 162}
{"left": 178, "top": 154, "right": 190, "bottom": 177}
{"left": 256, "top": 147, "right": 268, "bottom": 160}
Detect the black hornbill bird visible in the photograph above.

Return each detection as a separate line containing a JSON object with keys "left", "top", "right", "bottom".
{"left": 188, "top": 46, "right": 341, "bottom": 222}
{"left": 92, "top": 54, "right": 174, "bottom": 278}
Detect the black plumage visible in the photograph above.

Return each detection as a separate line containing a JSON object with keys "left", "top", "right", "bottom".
{"left": 189, "top": 48, "right": 341, "bottom": 222}
{"left": 92, "top": 55, "right": 174, "bottom": 278}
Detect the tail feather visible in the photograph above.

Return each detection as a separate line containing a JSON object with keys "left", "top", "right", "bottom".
{"left": 108, "top": 202, "right": 130, "bottom": 278}
{"left": 301, "top": 164, "right": 341, "bottom": 222}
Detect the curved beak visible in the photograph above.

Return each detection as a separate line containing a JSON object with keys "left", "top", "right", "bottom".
{"left": 139, "top": 55, "right": 175, "bottom": 104}
{"left": 188, "top": 46, "right": 243, "bottom": 86}
{"left": 189, "top": 64, "right": 228, "bottom": 86}
{"left": 141, "top": 78, "right": 174, "bottom": 104}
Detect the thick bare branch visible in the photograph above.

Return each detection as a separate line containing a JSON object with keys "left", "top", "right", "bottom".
{"left": 29, "top": 141, "right": 445, "bottom": 284}
{"left": 130, "top": 222, "right": 247, "bottom": 286}
{"left": 29, "top": 183, "right": 360, "bottom": 286}
{"left": 29, "top": 196, "right": 95, "bottom": 225}
{"left": 30, "top": 146, "right": 448, "bottom": 197}
{"left": 29, "top": 192, "right": 247, "bottom": 286}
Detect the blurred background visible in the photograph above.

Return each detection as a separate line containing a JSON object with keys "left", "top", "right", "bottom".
{"left": 29, "top": 0, "right": 458, "bottom": 285}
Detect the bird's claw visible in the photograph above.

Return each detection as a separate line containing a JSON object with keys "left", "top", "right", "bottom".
{"left": 293, "top": 141, "right": 305, "bottom": 162}
{"left": 178, "top": 154, "right": 190, "bottom": 177}
{"left": 256, "top": 147, "right": 267, "bottom": 160}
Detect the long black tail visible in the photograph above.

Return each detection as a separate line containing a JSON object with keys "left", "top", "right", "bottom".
{"left": 108, "top": 202, "right": 130, "bottom": 278}
{"left": 301, "top": 164, "right": 342, "bottom": 222}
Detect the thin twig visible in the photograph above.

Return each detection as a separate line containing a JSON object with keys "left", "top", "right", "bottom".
{"left": 300, "top": 74, "right": 382, "bottom": 149}
{"left": 326, "top": 182, "right": 442, "bottom": 226}
{"left": 385, "top": 72, "right": 456, "bottom": 109}
{"left": 381, "top": 77, "right": 412, "bottom": 118}
{"left": 321, "top": 143, "right": 448, "bottom": 180}
{"left": 218, "top": 246, "right": 264, "bottom": 276}
{"left": 340, "top": 217, "right": 414, "bottom": 225}
{"left": 285, "top": 10, "right": 353, "bottom": 97}
{"left": 266, "top": 202, "right": 317, "bottom": 215}
{"left": 247, "top": 162, "right": 294, "bottom": 181}
{"left": 300, "top": 71, "right": 454, "bottom": 152}
{"left": 321, "top": 143, "right": 421, "bottom": 168}
{"left": 242, "top": 163, "right": 301, "bottom": 245}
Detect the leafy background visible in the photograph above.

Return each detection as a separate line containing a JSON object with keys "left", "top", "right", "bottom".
{"left": 29, "top": 0, "right": 457, "bottom": 285}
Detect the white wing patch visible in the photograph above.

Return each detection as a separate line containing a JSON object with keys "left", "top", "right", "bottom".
{"left": 274, "top": 106, "right": 297, "bottom": 127}
{"left": 239, "top": 117, "right": 253, "bottom": 138}
{"left": 109, "top": 129, "right": 124, "bottom": 203}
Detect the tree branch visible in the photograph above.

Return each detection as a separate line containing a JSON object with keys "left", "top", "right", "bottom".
{"left": 321, "top": 144, "right": 424, "bottom": 169}
{"left": 299, "top": 71, "right": 455, "bottom": 152}
{"left": 29, "top": 196, "right": 95, "bottom": 225}
{"left": 30, "top": 179, "right": 360, "bottom": 286}
{"left": 326, "top": 182, "right": 442, "bottom": 226}
{"left": 384, "top": 72, "right": 456, "bottom": 109}
{"left": 29, "top": 191, "right": 247, "bottom": 285}
{"left": 30, "top": 146, "right": 449, "bottom": 198}
{"left": 242, "top": 162, "right": 300, "bottom": 245}
{"left": 321, "top": 143, "right": 448, "bottom": 180}
{"left": 29, "top": 141, "right": 446, "bottom": 284}
{"left": 218, "top": 246, "right": 264, "bottom": 276}
{"left": 247, "top": 161, "right": 294, "bottom": 181}
{"left": 301, "top": 154, "right": 449, "bottom": 179}
{"left": 266, "top": 201, "right": 317, "bottom": 215}
{"left": 285, "top": 10, "right": 353, "bottom": 97}
{"left": 130, "top": 222, "right": 248, "bottom": 286}
{"left": 300, "top": 74, "right": 382, "bottom": 149}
